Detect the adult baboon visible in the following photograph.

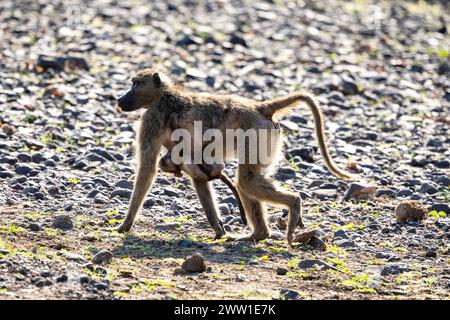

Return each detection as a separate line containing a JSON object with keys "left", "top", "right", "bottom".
{"left": 116, "top": 68, "right": 353, "bottom": 243}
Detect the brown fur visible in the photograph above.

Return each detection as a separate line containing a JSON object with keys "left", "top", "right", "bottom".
{"left": 116, "top": 68, "right": 354, "bottom": 243}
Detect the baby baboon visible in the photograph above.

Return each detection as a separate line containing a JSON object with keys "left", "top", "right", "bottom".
{"left": 159, "top": 151, "right": 247, "bottom": 226}
{"left": 116, "top": 68, "right": 354, "bottom": 243}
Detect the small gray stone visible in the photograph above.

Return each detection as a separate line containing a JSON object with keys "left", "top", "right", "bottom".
{"left": 218, "top": 203, "right": 231, "bottom": 215}
{"left": 64, "top": 253, "right": 86, "bottom": 263}
{"left": 336, "top": 239, "right": 357, "bottom": 248}
{"left": 92, "top": 250, "right": 113, "bottom": 264}
{"left": 280, "top": 289, "right": 299, "bottom": 300}
{"left": 375, "top": 189, "right": 394, "bottom": 197}
{"left": 44, "top": 159, "right": 56, "bottom": 167}
{"left": 163, "top": 187, "right": 179, "bottom": 197}
{"left": 381, "top": 264, "right": 411, "bottom": 276}
{"left": 419, "top": 183, "right": 438, "bottom": 195}
{"left": 334, "top": 230, "right": 350, "bottom": 240}
{"left": 110, "top": 188, "right": 132, "bottom": 199}
{"left": 396, "top": 189, "right": 413, "bottom": 197}
{"left": 93, "top": 178, "right": 110, "bottom": 187}
{"left": 115, "top": 179, "right": 133, "bottom": 190}
{"left": 298, "top": 259, "right": 338, "bottom": 271}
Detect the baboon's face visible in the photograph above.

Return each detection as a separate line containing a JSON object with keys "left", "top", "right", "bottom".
{"left": 117, "top": 70, "right": 161, "bottom": 112}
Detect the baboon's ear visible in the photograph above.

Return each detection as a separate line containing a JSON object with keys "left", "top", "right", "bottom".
{"left": 153, "top": 72, "right": 161, "bottom": 87}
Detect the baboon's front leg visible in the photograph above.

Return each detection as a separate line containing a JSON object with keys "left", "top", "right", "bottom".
{"left": 117, "top": 150, "right": 160, "bottom": 233}
{"left": 191, "top": 178, "right": 226, "bottom": 239}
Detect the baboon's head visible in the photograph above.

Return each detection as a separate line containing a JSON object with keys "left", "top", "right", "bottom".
{"left": 117, "top": 68, "right": 162, "bottom": 112}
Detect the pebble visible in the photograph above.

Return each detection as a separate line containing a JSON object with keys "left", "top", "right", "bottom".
{"left": 15, "top": 165, "right": 32, "bottom": 175}
{"left": 181, "top": 253, "right": 206, "bottom": 273}
{"left": 381, "top": 264, "right": 411, "bottom": 276}
{"left": 110, "top": 189, "right": 132, "bottom": 199}
{"left": 52, "top": 215, "right": 74, "bottom": 230}
{"left": 276, "top": 267, "right": 288, "bottom": 275}
{"left": 279, "top": 289, "right": 299, "bottom": 300}
{"left": 92, "top": 250, "right": 113, "bottom": 264}
{"left": 298, "top": 259, "right": 338, "bottom": 271}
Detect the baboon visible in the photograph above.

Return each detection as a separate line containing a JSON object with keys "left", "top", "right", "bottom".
{"left": 159, "top": 150, "right": 248, "bottom": 226}
{"left": 116, "top": 68, "right": 354, "bottom": 244}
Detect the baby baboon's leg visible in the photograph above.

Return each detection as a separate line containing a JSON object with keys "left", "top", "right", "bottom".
{"left": 237, "top": 166, "right": 303, "bottom": 244}
{"left": 190, "top": 178, "right": 226, "bottom": 239}
{"left": 181, "top": 163, "right": 209, "bottom": 182}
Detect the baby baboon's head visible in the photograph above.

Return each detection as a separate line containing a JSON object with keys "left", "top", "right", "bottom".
{"left": 117, "top": 68, "right": 163, "bottom": 112}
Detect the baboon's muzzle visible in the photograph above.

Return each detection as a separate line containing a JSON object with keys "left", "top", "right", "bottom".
{"left": 117, "top": 94, "right": 135, "bottom": 112}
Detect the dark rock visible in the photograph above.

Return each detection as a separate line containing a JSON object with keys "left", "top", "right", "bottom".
{"left": 28, "top": 223, "right": 41, "bottom": 231}
{"left": 430, "top": 203, "right": 450, "bottom": 215}
{"left": 110, "top": 188, "right": 132, "bottom": 199}
{"left": 419, "top": 183, "right": 438, "bottom": 195}
{"left": 436, "top": 175, "right": 450, "bottom": 186}
{"left": 396, "top": 189, "right": 413, "bottom": 197}
{"left": 438, "top": 61, "right": 450, "bottom": 75}
{"left": 308, "top": 237, "right": 327, "bottom": 251}
{"left": 381, "top": 264, "right": 411, "bottom": 276}
{"left": 56, "top": 274, "right": 68, "bottom": 283}
{"left": 341, "top": 79, "right": 359, "bottom": 95}
{"left": 376, "top": 189, "right": 395, "bottom": 197}
{"left": 289, "top": 147, "right": 315, "bottom": 162}
{"left": 44, "top": 159, "right": 56, "bottom": 167}
{"left": 0, "top": 171, "right": 14, "bottom": 178}
{"left": 52, "top": 215, "right": 74, "bottom": 230}
{"left": 15, "top": 165, "right": 32, "bottom": 175}
{"left": 35, "top": 279, "right": 52, "bottom": 287}
{"left": 115, "top": 179, "right": 133, "bottom": 190}
{"left": 31, "top": 153, "right": 44, "bottom": 163}
{"left": 17, "top": 153, "right": 32, "bottom": 162}
{"left": 435, "top": 160, "right": 450, "bottom": 169}
{"left": 298, "top": 259, "right": 338, "bottom": 271}
{"left": 276, "top": 267, "right": 288, "bottom": 275}
{"left": 280, "top": 289, "right": 299, "bottom": 300}
{"left": 163, "top": 187, "right": 179, "bottom": 197}
{"left": 334, "top": 230, "right": 350, "bottom": 239}
{"left": 425, "top": 250, "right": 437, "bottom": 258}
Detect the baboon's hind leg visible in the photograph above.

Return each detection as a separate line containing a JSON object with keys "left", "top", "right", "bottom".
{"left": 233, "top": 190, "right": 269, "bottom": 241}
{"left": 237, "top": 166, "right": 303, "bottom": 244}
{"left": 191, "top": 178, "right": 226, "bottom": 239}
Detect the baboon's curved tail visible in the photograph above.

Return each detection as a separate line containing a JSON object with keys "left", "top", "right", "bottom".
{"left": 258, "top": 91, "right": 355, "bottom": 181}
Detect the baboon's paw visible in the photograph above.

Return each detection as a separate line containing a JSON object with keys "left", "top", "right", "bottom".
{"left": 115, "top": 223, "right": 132, "bottom": 233}
{"left": 234, "top": 232, "right": 269, "bottom": 242}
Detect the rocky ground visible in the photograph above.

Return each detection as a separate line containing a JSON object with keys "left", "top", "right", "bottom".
{"left": 0, "top": 0, "right": 449, "bottom": 300}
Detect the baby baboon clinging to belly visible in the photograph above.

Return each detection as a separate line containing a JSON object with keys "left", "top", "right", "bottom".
{"left": 116, "top": 68, "right": 354, "bottom": 244}
{"left": 159, "top": 149, "right": 248, "bottom": 229}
